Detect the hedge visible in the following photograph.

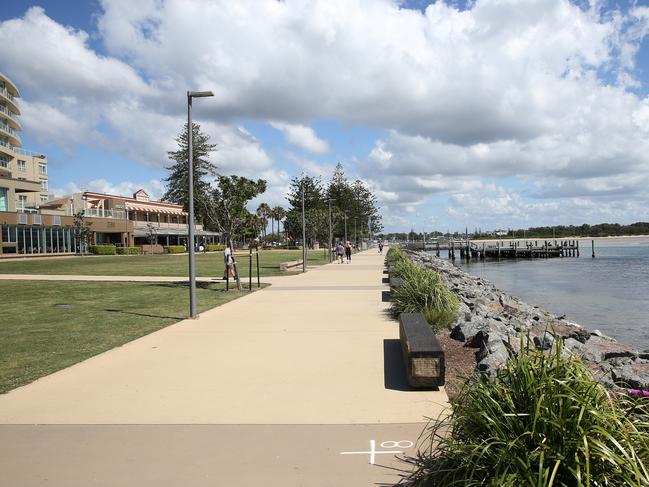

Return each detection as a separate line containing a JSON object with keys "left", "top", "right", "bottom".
{"left": 89, "top": 244, "right": 116, "bottom": 255}
{"left": 206, "top": 244, "right": 227, "bottom": 252}
{"left": 117, "top": 246, "right": 142, "bottom": 255}
{"left": 164, "top": 245, "right": 186, "bottom": 254}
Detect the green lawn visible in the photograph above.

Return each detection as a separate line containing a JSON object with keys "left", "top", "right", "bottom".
{"left": 0, "top": 249, "right": 330, "bottom": 277}
{"left": 0, "top": 280, "right": 257, "bottom": 393}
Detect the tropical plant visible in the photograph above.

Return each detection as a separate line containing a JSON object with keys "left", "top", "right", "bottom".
{"left": 389, "top": 264, "right": 458, "bottom": 331}
{"left": 256, "top": 202, "right": 271, "bottom": 240}
{"left": 400, "top": 339, "right": 649, "bottom": 486}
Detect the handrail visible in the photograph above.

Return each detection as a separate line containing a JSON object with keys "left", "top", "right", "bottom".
{"left": 0, "top": 139, "right": 46, "bottom": 158}
{"left": 0, "top": 104, "right": 18, "bottom": 122}
{"left": 0, "top": 85, "right": 16, "bottom": 102}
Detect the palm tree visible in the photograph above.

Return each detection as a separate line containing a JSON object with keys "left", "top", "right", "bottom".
{"left": 256, "top": 202, "right": 271, "bottom": 241}
{"left": 272, "top": 206, "right": 286, "bottom": 244}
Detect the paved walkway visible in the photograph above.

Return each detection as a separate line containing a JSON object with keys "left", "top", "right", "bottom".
{"left": 0, "top": 249, "right": 447, "bottom": 485}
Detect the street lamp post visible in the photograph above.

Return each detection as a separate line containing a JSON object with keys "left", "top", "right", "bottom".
{"left": 344, "top": 212, "right": 347, "bottom": 243}
{"left": 187, "top": 90, "right": 214, "bottom": 319}
{"left": 301, "top": 181, "right": 307, "bottom": 273}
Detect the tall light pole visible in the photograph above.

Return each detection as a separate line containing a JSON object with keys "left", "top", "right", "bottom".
{"left": 328, "top": 198, "right": 333, "bottom": 262}
{"left": 344, "top": 212, "right": 347, "bottom": 243}
{"left": 187, "top": 90, "right": 214, "bottom": 318}
{"left": 354, "top": 217, "right": 357, "bottom": 249}
{"left": 301, "top": 180, "right": 307, "bottom": 273}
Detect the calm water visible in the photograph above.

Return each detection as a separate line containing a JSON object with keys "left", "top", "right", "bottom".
{"left": 440, "top": 237, "right": 649, "bottom": 350}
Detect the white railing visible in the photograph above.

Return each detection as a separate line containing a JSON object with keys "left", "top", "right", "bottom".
{"left": 83, "top": 208, "right": 125, "bottom": 219}
{"left": 0, "top": 139, "right": 46, "bottom": 158}
{"left": 134, "top": 221, "right": 198, "bottom": 230}
{"left": 0, "top": 104, "right": 18, "bottom": 122}
{"left": 0, "top": 85, "right": 16, "bottom": 102}
{"left": 0, "top": 122, "right": 19, "bottom": 138}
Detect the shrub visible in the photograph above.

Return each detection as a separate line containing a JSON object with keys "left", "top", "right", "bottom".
{"left": 89, "top": 244, "right": 116, "bottom": 255}
{"left": 164, "top": 245, "right": 186, "bottom": 254}
{"left": 117, "top": 246, "right": 141, "bottom": 255}
{"left": 390, "top": 264, "right": 458, "bottom": 332}
{"left": 400, "top": 339, "right": 649, "bottom": 486}
{"left": 386, "top": 246, "right": 405, "bottom": 266}
{"left": 205, "top": 244, "right": 227, "bottom": 252}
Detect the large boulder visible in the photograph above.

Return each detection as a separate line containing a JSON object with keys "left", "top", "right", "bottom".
{"left": 581, "top": 336, "right": 638, "bottom": 363}
{"left": 611, "top": 361, "right": 649, "bottom": 390}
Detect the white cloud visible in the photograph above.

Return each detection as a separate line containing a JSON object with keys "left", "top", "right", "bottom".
{"left": 3, "top": 1, "right": 649, "bottom": 231}
{"left": 52, "top": 178, "right": 165, "bottom": 200}
{"left": 269, "top": 122, "right": 329, "bottom": 154}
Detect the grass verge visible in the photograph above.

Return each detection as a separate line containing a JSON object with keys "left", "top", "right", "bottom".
{"left": 0, "top": 249, "right": 328, "bottom": 277}
{"left": 0, "top": 279, "right": 257, "bottom": 393}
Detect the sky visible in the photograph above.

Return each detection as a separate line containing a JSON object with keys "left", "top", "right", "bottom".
{"left": 2, "top": 0, "right": 649, "bottom": 233}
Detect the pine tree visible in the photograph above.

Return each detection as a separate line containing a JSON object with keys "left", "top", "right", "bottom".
{"left": 162, "top": 122, "right": 217, "bottom": 226}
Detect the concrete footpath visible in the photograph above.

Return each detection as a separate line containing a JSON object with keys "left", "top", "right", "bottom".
{"left": 0, "top": 249, "right": 447, "bottom": 486}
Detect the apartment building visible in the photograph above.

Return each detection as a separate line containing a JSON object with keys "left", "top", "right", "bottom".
{"left": 0, "top": 71, "right": 49, "bottom": 212}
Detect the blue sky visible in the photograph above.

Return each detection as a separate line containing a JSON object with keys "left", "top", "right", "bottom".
{"left": 2, "top": 0, "right": 649, "bottom": 232}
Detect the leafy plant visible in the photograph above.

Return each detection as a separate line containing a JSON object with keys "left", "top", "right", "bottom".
{"left": 116, "top": 246, "right": 141, "bottom": 255}
{"left": 164, "top": 245, "right": 186, "bottom": 254}
{"left": 386, "top": 245, "right": 406, "bottom": 266}
{"left": 390, "top": 264, "right": 458, "bottom": 332}
{"left": 89, "top": 244, "right": 116, "bottom": 255}
{"left": 400, "top": 339, "right": 649, "bottom": 486}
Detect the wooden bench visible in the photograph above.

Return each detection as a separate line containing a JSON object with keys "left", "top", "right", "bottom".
{"left": 279, "top": 260, "right": 303, "bottom": 271}
{"left": 399, "top": 313, "right": 445, "bottom": 388}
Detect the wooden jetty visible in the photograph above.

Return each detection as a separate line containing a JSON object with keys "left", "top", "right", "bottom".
{"left": 403, "top": 238, "right": 591, "bottom": 260}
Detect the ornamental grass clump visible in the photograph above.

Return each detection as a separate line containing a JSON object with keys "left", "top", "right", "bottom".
{"left": 386, "top": 246, "right": 406, "bottom": 266}
{"left": 400, "top": 339, "right": 649, "bottom": 486}
{"left": 390, "top": 263, "right": 459, "bottom": 332}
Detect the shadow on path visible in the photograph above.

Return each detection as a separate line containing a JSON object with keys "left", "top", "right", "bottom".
{"left": 383, "top": 339, "right": 415, "bottom": 392}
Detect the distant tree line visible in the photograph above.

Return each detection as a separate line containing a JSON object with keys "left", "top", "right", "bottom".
{"left": 500, "top": 222, "right": 649, "bottom": 238}
{"left": 283, "top": 163, "right": 383, "bottom": 247}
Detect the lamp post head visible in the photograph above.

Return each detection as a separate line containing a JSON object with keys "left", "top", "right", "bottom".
{"left": 188, "top": 91, "right": 214, "bottom": 98}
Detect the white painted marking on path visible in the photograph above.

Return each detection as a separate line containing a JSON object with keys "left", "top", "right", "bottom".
{"left": 340, "top": 439, "right": 413, "bottom": 465}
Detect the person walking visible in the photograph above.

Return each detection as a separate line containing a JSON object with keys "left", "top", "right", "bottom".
{"left": 336, "top": 241, "right": 344, "bottom": 264}
{"left": 378, "top": 242, "right": 384, "bottom": 254}
{"left": 345, "top": 241, "right": 352, "bottom": 263}
{"left": 223, "top": 245, "right": 236, "bottom": 279}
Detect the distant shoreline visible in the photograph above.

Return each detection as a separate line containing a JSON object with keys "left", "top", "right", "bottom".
{"left": 468, "top": 235, "right": 649, "bottom": 243}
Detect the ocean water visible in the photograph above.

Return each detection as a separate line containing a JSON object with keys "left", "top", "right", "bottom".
{"left": 442, "top": 237, "right": 649, "bottom": 350}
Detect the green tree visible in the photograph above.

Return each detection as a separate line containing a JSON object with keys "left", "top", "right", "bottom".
{"left": 71, "top": 211, "right": 92, "bottom": 255}
{"left": 162, "top": 122, "right": 217, "bottom": 226}
{"left": 272, "top": 206, "right": 286, "bottom": 241}
{"left": 203, "top": 175, "right": 266, "bottom": 291}
{"left": 256, "top": 202, "right": 271, "bottom": 241}
{"left": 284, "top": 175, "right": 327, "bottom": 246}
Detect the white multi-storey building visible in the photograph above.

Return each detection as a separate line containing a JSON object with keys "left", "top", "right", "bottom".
{"left": 0, "top": 71, "right": 48, "bottom": 213}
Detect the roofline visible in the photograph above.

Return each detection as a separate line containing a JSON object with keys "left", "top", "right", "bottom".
{"left": 81, "top": 191, "right": 183, "bottom": 209}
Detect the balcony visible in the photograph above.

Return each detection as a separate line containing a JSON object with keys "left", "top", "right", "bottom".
{"left": 0, "top": 104, "right": 20, "bottom": 130}
{"left": 133, "top": 221, "right": 202, "bottom": 236}
{"left": 0, "top": 123, "right": 20, "bottom": 146}
{"left": 0, "top": 86, "right": 20, "bottom": 115}
{"left": 83, "top": 208, "right": 126, "bottom": 219}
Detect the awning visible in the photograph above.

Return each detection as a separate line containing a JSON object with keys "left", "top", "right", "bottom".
{"left": 133, "top": 228, "right": 220, "bottom": 237}
{"left": 125, "top": 203, "right": 187, "bottom": 215}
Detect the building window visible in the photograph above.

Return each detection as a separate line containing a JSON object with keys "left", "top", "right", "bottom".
{"left": 0, "top": 188, "right": 7, "bottom": 212}
{"left": 39, "top": 164, "right": 47, "bottom": 175}
{"left": 40, "top": 195, "right": 48, "bottom": 203}
{"left": 0, "top": 160, "right": 9, "bottom": 169}
{"left": 40, "top": 180, "right": 48, "bottom": 191}
{"left": 18, "top": 195, "right": 27, "bottom": 209}
{"left": 17, "top": 160, "right": 26, "bottom": 171}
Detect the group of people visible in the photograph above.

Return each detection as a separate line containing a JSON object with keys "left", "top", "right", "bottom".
{"left": 336, "top": 241, "right": 353, "bottom": 264}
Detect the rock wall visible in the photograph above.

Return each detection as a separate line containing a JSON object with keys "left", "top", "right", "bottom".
{"left": 407, "top": 251, "right": 649, "bottom": 390}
